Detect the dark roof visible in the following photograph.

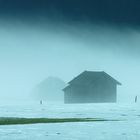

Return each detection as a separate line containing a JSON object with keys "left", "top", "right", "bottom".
{"left": 63, "top": 71, "right": 121, "bottom": 90}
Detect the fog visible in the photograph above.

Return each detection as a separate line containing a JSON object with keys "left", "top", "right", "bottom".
{"left": 0, "top": 20, "right": 140, "bottom": 103}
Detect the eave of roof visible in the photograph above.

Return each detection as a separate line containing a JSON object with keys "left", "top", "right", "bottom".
{"left": 102, "top": 71, "right": 122, "bottom": 85}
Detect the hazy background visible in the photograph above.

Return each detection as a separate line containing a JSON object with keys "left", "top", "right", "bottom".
{"left": 0, "top": 0, "right": 140, "bottom": 103}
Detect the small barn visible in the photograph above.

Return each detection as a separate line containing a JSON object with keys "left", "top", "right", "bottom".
{"left": 63, "top": 71, "right": 121, "bottom": 103}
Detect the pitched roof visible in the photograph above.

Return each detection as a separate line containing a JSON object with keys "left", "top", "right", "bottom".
{"left": 68, "top": 71, "right": 122, "bottom": 86}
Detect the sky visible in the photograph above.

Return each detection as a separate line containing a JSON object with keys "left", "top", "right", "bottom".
{"left": 0, "top": 0, "right": 140, "bottom": 102}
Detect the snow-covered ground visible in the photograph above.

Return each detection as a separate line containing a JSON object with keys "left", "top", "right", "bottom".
{"left": 0, "top": 102, "right": 140, "bottom": 140}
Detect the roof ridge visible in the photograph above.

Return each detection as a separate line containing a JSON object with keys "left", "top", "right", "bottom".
{"left": 85, "top": 70, "right": 104, "bottom": 73}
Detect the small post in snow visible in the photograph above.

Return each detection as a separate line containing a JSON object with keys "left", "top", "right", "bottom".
{"left": 40, "top": 100, "right": 43, "bottom": 105}
{"left": 135, "top": 96, "right": 137, "bottom": 103}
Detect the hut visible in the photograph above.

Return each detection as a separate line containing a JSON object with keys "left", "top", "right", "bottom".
{"left": 63, "top": 71, "right": 121, "bottom": 103}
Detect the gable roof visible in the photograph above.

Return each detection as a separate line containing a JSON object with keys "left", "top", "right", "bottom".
{"left": 68, "top": 71, "right": 122, "bottom": 86}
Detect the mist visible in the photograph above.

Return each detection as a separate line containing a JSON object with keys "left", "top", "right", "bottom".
{"left": 0, "top": 19, "right": 140, "bottom": 103}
